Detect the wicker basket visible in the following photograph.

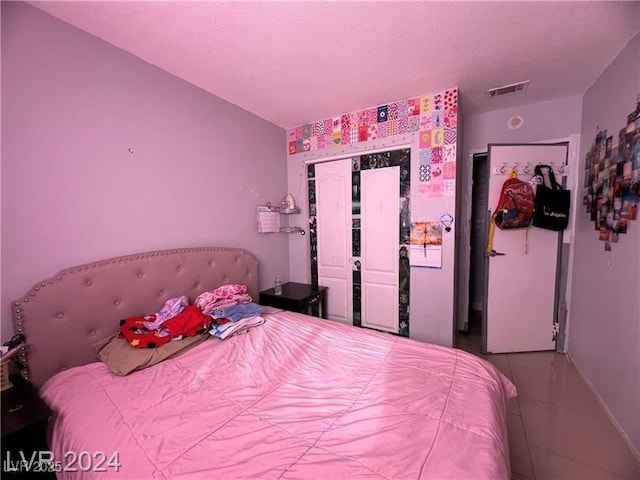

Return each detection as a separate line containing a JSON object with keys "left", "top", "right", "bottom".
{"left": 0, "top": 359, "right": 12, "bottom": 391}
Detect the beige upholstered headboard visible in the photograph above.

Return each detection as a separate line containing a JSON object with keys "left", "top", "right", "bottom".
{"left": 12, "top": 247, "right": 259, "bottom": 388}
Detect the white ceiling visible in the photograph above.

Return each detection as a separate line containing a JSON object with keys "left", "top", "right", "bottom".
{"left": 30, "top": 1, "right": 640, "bottom": 129}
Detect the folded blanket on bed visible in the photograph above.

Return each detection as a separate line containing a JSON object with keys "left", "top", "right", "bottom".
{"left": 209, "top": 316, "right": 265, "bottom": 340}
{"left": 211, "top": 302, "right": 264, "bottom": 321}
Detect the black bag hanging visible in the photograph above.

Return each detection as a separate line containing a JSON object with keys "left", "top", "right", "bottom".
{"left": 532, "top": 164, "right": 570, "bottom": 231}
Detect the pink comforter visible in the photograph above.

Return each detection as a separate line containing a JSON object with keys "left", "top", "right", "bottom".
{"left": 41, "top": 310, "right": 516, "bottom": 479}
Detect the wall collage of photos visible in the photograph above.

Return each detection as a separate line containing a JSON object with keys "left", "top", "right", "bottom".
{"left": 583, "top": 96, "right": 640, "bottom": 251}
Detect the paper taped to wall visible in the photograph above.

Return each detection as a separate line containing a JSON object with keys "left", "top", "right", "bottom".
{"left": 257, "top": 206, "right": 280, "bottom": 233}
{"left": 409, "top": 222, "right": 443, "bottom": 268}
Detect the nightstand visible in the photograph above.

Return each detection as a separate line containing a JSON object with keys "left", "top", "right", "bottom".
{"left": 2, "top": 375, "right": 54, "bottom": 478}
{"left": 259, "top": 282, "right": 328, "bottom": 318}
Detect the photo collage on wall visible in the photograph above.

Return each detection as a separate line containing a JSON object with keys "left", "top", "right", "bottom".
{"left": 582, "top": 96, "right": 640, "bottom": 251}
{"left": 307, "top": 148, "right": 411, "bottom": 337}
{"left": 289, "top": 88, "right": 458, "bottom": 200}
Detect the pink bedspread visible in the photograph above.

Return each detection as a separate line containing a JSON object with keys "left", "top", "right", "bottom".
{"left": 41, "top": 310, "right": 516, "bottom": 479}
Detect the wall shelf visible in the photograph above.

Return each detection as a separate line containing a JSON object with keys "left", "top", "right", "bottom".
{"left": 278, "top": 207, "right": 301, "bottom": 214}
{"left": 280, "top": 226, "right": 304, "bottom": 234}
{"left": 258, "top": 202, "right": 305, "bottom": 235}
{"left": 275, "top": 202, "right": 303, "bottom": 233}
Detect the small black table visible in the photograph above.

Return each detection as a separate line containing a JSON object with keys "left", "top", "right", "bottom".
{"left": 259, "top": 282, "right": 328, "bottom": 319}
{"left": 2, "top": 375, "right": 54, "bottom": 478}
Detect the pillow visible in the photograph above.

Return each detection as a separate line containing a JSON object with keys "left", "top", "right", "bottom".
{"left": 93, "top": 334, "right": 208, "bottom": 376}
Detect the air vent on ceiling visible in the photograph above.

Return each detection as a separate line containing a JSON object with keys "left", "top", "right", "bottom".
{"left": 487, "top": 80, "right": 530, "bottom": 98}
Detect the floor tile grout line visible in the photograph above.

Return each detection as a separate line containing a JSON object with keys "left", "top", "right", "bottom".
{"left": 515, "top": 393, "right": 614, "bottom": 420}
{"left": 459, "top": 338, "right": 639, "bottom": 478}
{"left": 506, "top": 355, "right": 608, "bottom": 420}
{"left": 501, "top": 354, "right": 522, "bottom": 417}
{"left": 528, "top": 444, "right": 636, "bottom": 478}
{"left": 511, "top": 474, "right": 534, "bottom": 480}
{"left": 507, "top": 354, "right": 537, "bottom": 480}
{"left": 517, "top": 398, "right": 640, "bottom": 478}
{"left": 508, "top": 354, "right": 640, "bottom": 479}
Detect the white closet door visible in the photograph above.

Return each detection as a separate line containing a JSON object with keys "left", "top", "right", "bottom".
{"left": 361, "top": 167, "right": 399, "bottom": 333}
{"left": 316, "top": 159, "right": 353, "bottom": 325}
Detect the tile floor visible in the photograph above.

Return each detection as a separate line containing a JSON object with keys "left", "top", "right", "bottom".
{"left": 456, "top": 333, "right": 640, "bottom": 480}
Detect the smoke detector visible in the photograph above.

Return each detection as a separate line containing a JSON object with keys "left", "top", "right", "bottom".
{"left": 487, "top": 80, "right": 530, "bottom": 98}
{"left": 507, "top": 115, "right": 524, "bottom": 130}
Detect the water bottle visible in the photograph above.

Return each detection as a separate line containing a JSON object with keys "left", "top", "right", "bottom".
{"left": 274, "top": 276, "right": 282, "bottom": 296}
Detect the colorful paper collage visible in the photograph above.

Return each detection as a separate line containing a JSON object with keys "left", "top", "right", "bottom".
{"left": 288, "top": 88, "right": 458, "bottom": 199}
{"left": 418, "top": 89, "right": 458, "bottom": 199}
{"left": 582, "top": 95, "right": 640, "bottom": 251}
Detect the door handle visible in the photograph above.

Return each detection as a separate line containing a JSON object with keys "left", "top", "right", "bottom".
{"left": 488, "top": 250, "right": 506, "bottom": 257}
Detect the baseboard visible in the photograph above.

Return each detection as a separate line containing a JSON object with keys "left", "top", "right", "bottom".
{"left": 566, "top": 352, "right": 640, "bottom": 463}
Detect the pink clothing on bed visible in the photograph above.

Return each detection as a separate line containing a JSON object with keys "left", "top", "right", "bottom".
{"left": 207, "top": 294, "right": 252, "bottom": 312}
{"left": 194, "top": 284, "right": 251, "bottom": 315}
{"left": 143, "top": 295, "right": 189, "bottom": 330}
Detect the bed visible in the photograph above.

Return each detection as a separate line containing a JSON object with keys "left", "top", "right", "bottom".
{"left": 12, "top": 246, "right": 516, "bottom": 479}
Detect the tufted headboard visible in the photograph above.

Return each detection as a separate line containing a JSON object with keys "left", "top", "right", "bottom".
{"left": 11, "top": 247, "right": 259, "bottom": 388}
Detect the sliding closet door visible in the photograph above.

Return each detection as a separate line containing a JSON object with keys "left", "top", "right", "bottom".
{"left": 315, "top": 159, "right": 353, "bottom": 325}
{"left": 360, "top": 167, "right": 400, "bottom": 332}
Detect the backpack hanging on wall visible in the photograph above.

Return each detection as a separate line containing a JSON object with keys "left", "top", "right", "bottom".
{"left": 532, "top": 164, "right": 570, "bottom": 231}
{"left": 486, "top": 171, "right": 535, "bottom": 255}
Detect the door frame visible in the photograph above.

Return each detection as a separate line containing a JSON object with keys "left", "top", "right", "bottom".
{"left": 467, "top": 153, "right": 489, "bottom": 326}
{"left": 455, "top": 148, "right": 488, "bottom": 337}
{"left": 306, "top": 146, "right": 412, "bottom": 336}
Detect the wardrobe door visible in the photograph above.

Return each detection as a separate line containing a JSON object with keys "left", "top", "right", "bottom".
{"left": 360, "top": 167, "right": 399, "bottom": 333}
{"left": 315, "top": 158, "right": 353, "bottom": 325}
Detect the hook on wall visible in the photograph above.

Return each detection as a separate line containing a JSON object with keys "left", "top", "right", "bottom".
{"left": 547, "top": 161, "right": 567, "bottom": 175}
{"left": 494, "top": 160, "right": 567, "bottom": 177}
